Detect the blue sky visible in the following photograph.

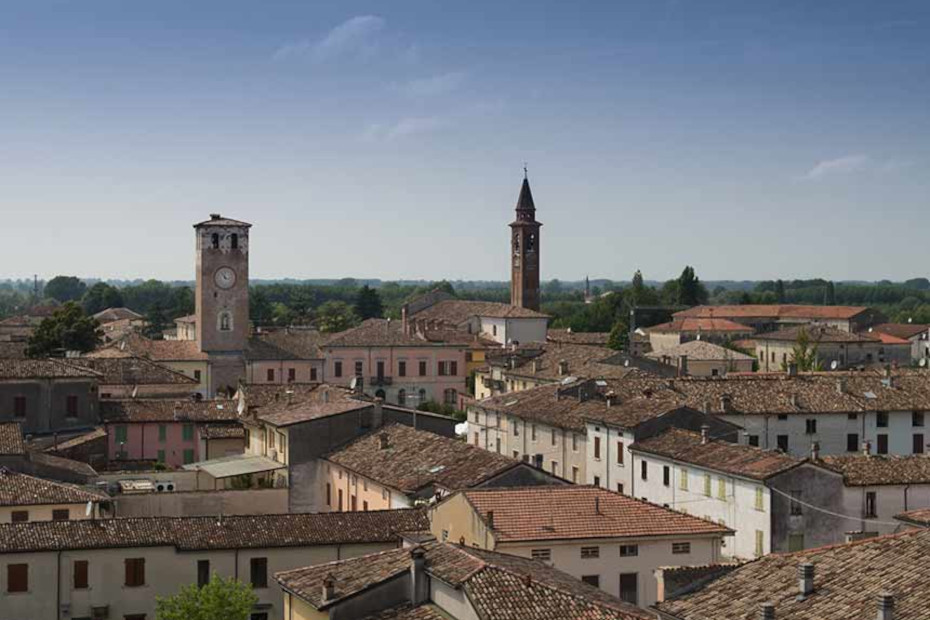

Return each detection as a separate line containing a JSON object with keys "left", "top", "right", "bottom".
{"left": 1, "top": 1, "right": 928, "bottom": 282}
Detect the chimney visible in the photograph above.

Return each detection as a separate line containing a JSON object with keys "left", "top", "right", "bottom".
{"left": 836, "top": 378, "right": 847, "bottom": 394}
{"left": 810, "top": 441, "right": 820, "bottom": 461}
{"left": 410, "top": 547, "right": 429, "bottom": 606}
{"left": 595, "top": 496, "right": 601, "bottom": 515}
{"left": 877, "top": 592, "right": 894, "bottom": 620}
{"left": 797, "top": 563, "right": 814, "bottom": 599}
{"left": 700, "top": 425, "right": 710, "bottom": 445}
{"left": 373, "top": 397, "right": 384, "bottom": 429}
{"left": 862, "top": 440, "right": 872, "bottom": 457}
{"left": 379, "top": 432, "right": 389, "bottom": 450}
{"left": 322, "top": 574, "right": 336, "bottom": 602}
{"left": 558, "top": 360, "right": 569, "bottom": 376}
{"left": 210, "top": 213, "right": 221, "bottom": 220}
{"left": 790, "top": 393, "right": 800, "bottom": 408}
{"left": 532, "top": 359, "right": 539, "bottom": 374}
{"left": 720, "top": 393, "right": 732, "bottom": 413}
{"left": 759, "top": 603, "right": 775, "bottom": 620}
{"left": 486, "top": 510, "right": 495, "bottom": 529}
{"left": 401, "top": 305, "right": 409, "bottom": 335}
{"left": 678, "top": 354, "right": 689, "bottom": 377}
{"left": 605, "top": 391, "right": 616, "bottom": 408}
{"left": 787, "top": 363, "right": 798, "bottom": 377}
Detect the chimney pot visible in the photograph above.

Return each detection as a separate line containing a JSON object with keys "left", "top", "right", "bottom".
{"left": 877, "top": 592, "right": 894, "bottom": 620}
{"left": 759, "top": 603, "right": 775, "bottom": 620}
{"left": 410, "top": 547, "right": 428, "bottom": 606}
{"left": 862, "top": 440, "right": 872, "bottom": 457}
{"left": 322, "top": 574, "right": 336, "bottom": 602}
{"left": 797, "top": 563, "right": 814, "bottom": 599}
{"left": 700, "top": 425, "right": 710, "bottom": 444}
{"left": 810, "top": 441, "right": 820, "bottom": 461}
{"left": 379, "top": 432, "right": 389, "bottom": 450}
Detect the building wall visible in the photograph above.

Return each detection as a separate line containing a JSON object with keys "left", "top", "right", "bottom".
{"left": 837, "top": 483, "right": 930, "bottom": 537}
{"left": 105, "top": 421, "right": 204, "bottom": 468}
{"left": 768, "top": 464, "right": 846, "bottom": 552}
{"left": 245, "top": 359, "right": 323, "bottom": 385}
{"left": 150, "top": 360, "right": 210, "bottom": 396}
{"left": 0, "top": 541, "right": 395, "bottom": 620}
{"left": 283, "top": 591, "right": 328, "bottom": 620}
{"left": 502, "top": 318, "right": 549, "bottom": 346}
{"left": 203, "top": 436, "right": 246, "bottom": 461}
{"left": 0, "top": 502, "right": 98, "bottom": 524}
{"left": 113, "top": 488, "right": 288, "bottom": 518}
{"left": 0, "top": 378, "right": 98, "bottom": 434}
{"left": 319, "top": 460, "right": 405, "bottom": 513}
{"left": 756, "top": 340, "right": 910, "bottom": 372}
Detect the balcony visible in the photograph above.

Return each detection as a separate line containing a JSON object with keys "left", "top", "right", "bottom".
{"left": 370, "top": 376, "right": 393, "bottom": 386}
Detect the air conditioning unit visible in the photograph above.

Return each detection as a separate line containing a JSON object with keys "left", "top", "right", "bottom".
{"left": 155, "top": 481, "right": 176, "bottom": 492}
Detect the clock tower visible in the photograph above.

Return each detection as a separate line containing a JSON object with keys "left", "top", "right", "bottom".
{"left": 510, "top": 174, "right": 542, "bottom": 311}
{"left": 194, "top": 214, "right": 251, "bottom": 395}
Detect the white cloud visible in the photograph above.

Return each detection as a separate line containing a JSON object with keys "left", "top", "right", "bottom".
{"left": 802, "top": 154, "right": 869, "bottom": 180}
{"left": 402, "top": 72, "right": 466, "bottom": 98}
{"left": 274, "top": 15, "right": 386, "bottom": 62}
{"left": 363, "top": 116, "right": 447, "bottom": 141}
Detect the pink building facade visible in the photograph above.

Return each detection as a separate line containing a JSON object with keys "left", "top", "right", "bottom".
{"left": 106, "top": 420, "right": 203, "bottom": 468}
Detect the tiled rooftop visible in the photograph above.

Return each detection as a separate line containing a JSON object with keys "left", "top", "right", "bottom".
{"left": 88, "top": 333, "right": 208, "bottom": 361}
{"left": 869, "top": 322, "right": 929, "bottom": 341}
{"left": 198, "top": 423, "right": 246, "bottom": 440}
{"left": 485, "top": 341, "right": 639, "bottom": 383}
{"left": 893, "top": 507, "right": 930, "bottom": 526}
{"left": 92, "top": 307, "right": 143, "bottom": 323}
{"left": 326, "top": 319, "right": 461, "bottom": 348}
{"left": 100, "top": 399, "right": 239, "bottom": 423}
{"left": 0, "top": 468, "right": 107, "bottom": 507}
{"left": 461, "top": 486, "right": 732, "bottom": 542}
{"left": 256, "top": 385, "right": 369, "bottom": 427}
{"left": 0, "top": 422, "right": 25, "bottom": 456}
{"left": 67, "top": 356, "right": 197, "bottom": 385}
{"left": 818, "top": 454, "right": 930, "bottom": 486}
{"left": 253, "top": 328, "right": 326, "bottom": 359}
{"left": 631, "top": 428, "right": 802, "bottom": 480}
{"left": 656, "top": 528, "right": 930, "bottom": 620}
{"left": 645, "top": 340, "right": 754, "bottom": 362}
{"left": 239, "top": 382, "right": 325, "bottom": 410}
{"left": 754, "top": 325, "right": 886, "bottom": 344}
{"left": 0, "top": 508, "right": 427, "bottom": 553}
{"left": 0, "top": 342, "right": 27, "bottom": 360}
{"left": 45, "top": 427, "right": 107, "bottom": 452}
{"left": 325, "top": 423, "right": 525, "bottom": 494}
{"left": 410, "top": 299, "right": 549, "bottom": 324}
{"left": 647, "top": 318, "right": 754, "bottom": 334}
{"left": 0, "top": 359, "right": 101, "bottom": 379}
{"left": 546, "top": 329, "right": 611, "bottom": 346}
{"left": 674, "top": 304, "right": 873, "bottom": 320}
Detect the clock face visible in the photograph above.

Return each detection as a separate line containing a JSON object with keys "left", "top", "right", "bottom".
{"left": 214, "top": 267, "right": 237, "bottom": 289}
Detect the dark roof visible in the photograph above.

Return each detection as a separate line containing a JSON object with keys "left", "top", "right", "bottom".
{"left": 869, "top": 323, "right": 929, "bottom": 340}
{"left": 818, "top": 454, "right": 930, "bottom": 486}
{"left": 514, "top": 176, "right": 536, "bottom": 214}
{"left": 0, "top": 422, "right": 25, "bottom": 456}
{"left": 66, "top": 357, "right": 197, "bottom": 386}
{"left": 276, "top": 541, "right": 652, "bottom": 619}
{"left": 0, "top": 509, "right": 427, "bottom": 553}
{"left": 461, "top": 486, "right": 732, "bottom": 542}
{"left": 24, "top": 451, "right": 98, "bottom": 478}
{"left": 193, "top": 214, "right": 252, "bottom": 228}
{"left": 656, "top": 528, "right": 930, "bottom": 620}
{"left": 631, "top": 428, "right": 802, "bottom": 481}
{"left": 486, "top": 342, "right": 639, "bottom": 383}
{"left": 674, "top": 304, "right": 874, "bottom": 320}
{"left": 256, "top": 385, "right": 369, "bottom": 427}
{"left": 0, "top": 468, "right": 107, "bottom": 507}
{"left": 92, "top": 307, "right": 143, "bottom": 323}
{"left": 100, "top": 399, "right": 239, "bottom": 423}
{"left": 325, "top": 423, "right": 526, "bottom": 494}
{"left": 46, "top": 427, "right": 107, "bottom": 452}
{"left": 362, "top": 605, "right": 448, "bottom": 620}
{"left": 547, "top": 329, "right": 611, "bottom": 346}
{"left": 754, "top": 325, "right": 883, "bottom": 344}
{"left": 245, "top": 337, "right": 302, "bottom": 361}
{"left": 239, "top": 382, "right": 324, "bottom": 410}
{"left": 326, "top": 319, "right": 459, "bottom": 348}
{"left": 0, "top": 359, "right": 100, "bottom": 380}
{"left": 88, "top": 333, "right": 208, "bottom": 361}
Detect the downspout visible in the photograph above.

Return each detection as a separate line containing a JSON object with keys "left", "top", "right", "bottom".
{"left": 905, "top": 484, "right": 911, "bottom": 512}
{"left": 57, "top": 547, "right": 62, "bottom": 620}
{"left": 234, "top": 548, "right": 239, "bottom": 580}
{"left": 605, "top": 425, "right": 610, "bottom": 490}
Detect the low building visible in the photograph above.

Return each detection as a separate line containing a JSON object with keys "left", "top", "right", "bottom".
{"left": 0, "top": 359, "right": 100, "bottom": 435}
{"left": 645, "top": 340, "right": 755, "bottom": 377}
{"left": 246, "top": 328, "right": 326, "bottom": 385}
{"left": 0, "top": 509, "right": 427, "bottom": 620}
{"left": 88, "top": 333, "right": 210, "bottom": 395}
{"left": 868, "top": 322, "right": 930, "bottom": 362}
{"left": 0, "top": 305, "right": 56, "bottom": 342}
{"left": 320, "top": 422, "right": 563, "bottom": 512}
{"left": 547, "top": 328, "right": 611, "bottom": 347}
{"left": 92, "top": 307, "right": 146, "bottom": 342}
{"left": 100, "top": 399, "right": 243, "bottom": 468}
{"left": 44, "top": 427, "right": 108, "bottom": 470}
{"left": 655, "top": 527, "right": 930, "bottom": 620}
{"left": 430, "top": 485, "right": 732, "bottom": 608}
{"left": 754, "top": 325, "right": 910, "bottom": 371}
{"left": 68, "top": 356, "right": 199, "bottom": 399}
{"left": 276, "top": 541, "right": 652, "bottom": 620}
{"left": 672, "top": 304, "right": 884, "bottom": 334}
{"left": 0, "top": 467, "right": 107, "bottom": 523}
{"left": 646, "top": 318, "right": 755, "bottom": 352}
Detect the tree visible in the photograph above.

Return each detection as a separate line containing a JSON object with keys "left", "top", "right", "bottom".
{"left": 354, "top": 285, "right": 384, "bottom": 320}
{"left": 44, "top": 276, "right": 87, "bottom": 303}
{"left": 774, "top": 279, "right": 786, "bottom": 304}
{"left": 782, "top": 327, "right": 823, "bottom": 372}
{"left": 607, "top": 318, "right": 629, "bottom": 351}
{"left": 676, "top": 266, "right": 708, "bottom": 307}
{"left": 628, "top": 270, "right": 646, "bottom": 306}
{"left": 81, "top": 282, "right": 124, "bottom": 315}
{"left": 26, "top": 302, "right": 101, "bottom": 357}
{"left": 317, "top": 301, "right": 358, "bottom": 333}
{"left": 143, "top": 302, "right": 170, "bottom": 339}
{"left": 824, "top": 281, "right": 836, "bottom": 306}
{"left": 249, "top": 288, "right": 272, "bottom": 326}
{"left": 156, "top": 574, "right": 257, "bottom": 620}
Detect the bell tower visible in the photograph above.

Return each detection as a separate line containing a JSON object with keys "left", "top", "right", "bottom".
{"left": 194, "top": 214, "right": 251, "bottom": 395}
{"left": 510, "top": 173, "right": 542, "bottom": 311}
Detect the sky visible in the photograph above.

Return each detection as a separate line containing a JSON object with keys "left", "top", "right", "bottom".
{"left": 1, "top": 1, "right": 928, "bottom": 283}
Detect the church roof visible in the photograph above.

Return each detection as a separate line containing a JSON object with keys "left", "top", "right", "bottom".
{"left": 193, "top": 214, "right": 252, "bottom": 228}
{"left": 514, "top": 177, "right": 536, "bottom": 213}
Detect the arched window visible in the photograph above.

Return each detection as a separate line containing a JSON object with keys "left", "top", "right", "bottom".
{"left": 397, "top": 389, "right": 406, "bottom": 406}
{"left": 418, "top": 388, "right": 427, "bottom": 404}
{"left": 526, "top": 233, "right": 536, "bottom": 252}
{"left": 513, "top": 233, "right": 520, "bottom": 254}
{"left": 219, "top": 312, "right": 232, "bottom": 331}
{"left": 375, "top": 389, "right": 386, "bottom": 400}
{"left": 230, "top": 234, "right": 238, "bottom": 249}
{"left": 211, "top": 233, "right": 220, "bottom": 249}
{"left": 444, "top": 388, "right": 458, "bottom": 405}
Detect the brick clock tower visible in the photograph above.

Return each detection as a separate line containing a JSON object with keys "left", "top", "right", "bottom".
{"left": 510, "top": 174, "right": 541, "bottom": 311}
{"left": 194, "top": 214, "right": 251, "bottom": 396}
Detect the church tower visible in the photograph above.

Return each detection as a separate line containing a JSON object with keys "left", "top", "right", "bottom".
{"left": 510, "top": 173, "right": 542, "bottom": 311}
{"left": 194, "top": 214, "right": 251, "bottom": 395}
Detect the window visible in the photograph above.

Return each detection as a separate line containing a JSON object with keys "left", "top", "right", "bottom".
{"left": 250, "top": 615, "right": 269, "bottom": 620}
{"left": 748, "top": 435, "right": 760, "bottom": 447}
{"left": 703, "top": 474, "right": 712, "bottom": 497}
{"left": 513, "top": 421, "right": 519, "bottom": 437}
{"left": 73, "top": 560, "right": 88, "bottom": 590}
{"left": 334, "top": 361, "right": 343, "bottom": 378}
{"left": 572, "top": 433, "right": 578, "bottom": 452}
{"left": 777, "top": 414, "right": 788, "bottom": 421}
{"left": 593, "top": 475, "right": 600, "bottom": 487}
{"left": 877, "top": 412, "right": 889, "bottom": 428}
{"left": 219, "top": 312, "right": 231, "bottom": 331}
{"left": 755, "top": 487, "right": 764, "bottom": 511}
{"left": 581, "top": 575, "right": 600, "bottom": 588}
{"left": 717, "top": 478, "right": 726, "bottom": 500}
{"left": 351, "top": 495, "right": 357, "bottom": 511}
{"left": 398, "top": 361, "right": 406, "bottom": 377}
{"left": 52, "top": 509, "right": 70, "bottom": 521}
{"left": 805, "top": 419, "right": 817, "bottom": 435}
{"left": 593, "top": 436, "right": 601, "bottom": 459}
{"left": 230, "top": 233, "right": 238, "bottom": 249}
{"left": 619, "top": 573, "right": 638, "bottom": 605}
{"left": 914, "top": 412, "right": 925, "bottom": 427}
{"left": 12, "top": 395, "right": 25, "bottom": 418}
{"left": 672, "top": 542, "right": 691, "bottom": 554}
{"left": 619, "top": 544, "right": 638, "bottom": 557}
{"left": 266, "top": 368, "right": 275, "bottom": 382}
{"left": 375, "top": 361, "right": 385, "bottom": 378}
{"left": 531, "top": 549, "right": 551, "bottom": 562}
{"left": 551, "top": 428, "right": 557, "bottom": 446}
{"left": 616, "top": 441, "right": 624, "bottom": 464}
{"left": 641, "top": 461, "right": 648, "bottom": 481}
{"left": 847, "top": 433, "right": 859, "bottom": 452}
{"left": 617, "top": 483, "right": 624, "bottom": 494}
{"left": 363, "top": 500, "right": 368, "bottom": 511}
{"left": 679, "top": 468, "right": 689, "bottom": 491}
{"left": 755, "top": 530, "right": 764, "bottom": 557}
{"left": 325, "top": 483, "right": 331, "bottom": 506}
{"left": 115, "top": 425, "right": 128, "bottom": 444}
{"left": 338, "top": 489, "right": 343, "bottom": 511}
{"left": 66, "top": 395, "right": 79, "bottom": 418}
{"left": 310, "top": 367, "right": 318, "bottom": 382}
{"left": 250, "top": 557, "right": 268, "bottom": 589}
{"left": 550, "top": 460, "right": 558, "bottom": 476}
{"left": 865, "top": 491, "right": 877, "bottom": 518}
{"left": 11, "top": 510, "right": 28, "bottom": 523}
{"left": 124, "top": 558, "right": 145, "bottom": 587}
{"left": 182, "top": 424, "right": 194, "bottom": 441}
{"left": 354, "top": 361, "right": 363, "bottom": 377}
{"left": 777, "top": 435, "right": 789, "bottom": 452}
{"left": 285, "top": 367, "right": 295, "bottom": 382}
{"left": 444, "top": 389, "right": 458, "bottom": 405}
{"left": 397, "top": 389, "right": 406, "bottom": 406}
{"left": 450, "top": 361, "right": 458, "bottom": 375}
{"left": 211, "top": 233, "right": 219, "bottom": 249}
{"left": 531, "top": 425, "right": 537, "bottom": 441}
{"left": 580, "top": 546, "right": 600, "bottom": 559}
{"left": 7, "top": 563, "right": 27, "bottom": 593}
{"left": 473, "top": 432, "right": 479, "bottom": 446}
{"left": 197, "top": 560, "right": 210, "bottom": 588}
{"left": 154, "top": 449, "right": 165, "bottom": 464}
{"left": 572, "top": 466, "right": 579, "bottom": 483}
{"left": 183, "top": 449, "right": 195, "bottom": 465}
{"left": 662, "top": 465, "right": 670, "bottom": 486}
{"left": 848, "top": 413, "right": 857, "bottom": 420}
{"left": 418, "top": 361, "right": 427, "bottom": 376}
{"left": 194, "top": 369, "right": 202, "bottom": 382}
{"left": 496, "top": 437, "right": 501, "bottom": 453}
{"left": 492, "top": 325, "right": 498, "bottom": 336}
{"left": 788, "top": 533, "right": 805, "bottom": 552}
{"left": 790, "top": 490, "right": 803, "bottom": 515}
{"left": 877, "top": 434, "right": 889, "bottom": 455}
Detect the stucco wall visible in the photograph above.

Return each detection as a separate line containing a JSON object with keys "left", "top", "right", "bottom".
{"left": 113, "top": 488, "right": 288, "bottom": 518}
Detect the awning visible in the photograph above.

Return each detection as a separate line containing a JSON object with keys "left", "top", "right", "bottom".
{"left": 183, "top": 453, "right": 286, "bottom": 479}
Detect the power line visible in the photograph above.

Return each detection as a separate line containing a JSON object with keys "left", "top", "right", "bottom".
{"left": 768, "top": 485, "right": 915, "bottom": 529}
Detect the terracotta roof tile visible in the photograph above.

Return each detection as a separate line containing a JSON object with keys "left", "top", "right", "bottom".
{"left": 255, "top": 328, "right": 326, "bottom": 359}
{"left": 647, "top": 318, "right": 755, "bottom": 334}
{"left": 92, "top": 307, "right": 143, "bottom": 323}
{"left": 0, "top": 359, "right": 100, "bottom": 379}
{"left": 193, "top": 215, "right": 251, "bottom": 228}
{"left": 256, "top": 385, "right": 369, "bottom": 427}
{"left": 870, "top": 323, "right": 929, "bottom": 340}
{"left": 100, "top": 399, "right": 239, "bottom": 423}
{"left": 326, "top": 423, "right": 527, "bottom": 494}
{"left": 818, "top": 454, "right": 930, "bottom": 485}
{"left": 198, "top": 423, "right": 246, "bottom": 439}
{"left": 88, "top": 333, "right": 208, "bottom": 361}
{"left": 461, "top": 486, "right": 732, "bottom": 542}
{"left": 45, "top": 427, "right": 107, "bottom": 452}
{"left": 0, "top": 422, "right": 25, "bottom": 456}
{"left": 894, "top": 507, "right": 930, "bottom": 526}
{"left": 674, "top": 304, "right": 875, "bottom": 320}
{"left": 547, "top": 329, "right": 611, "bottom": 346}
{"left": 485, "top": 342, "right": 641, "bottom": 383}
{"left": 656, "top": 528, "right": 930, "bottom": 620}
{"left": 326, "top": 319, "right": 460, "bottom": 348}
{"left": 411, "top": 299, "right": 548, "bottom": 324}
{"left": 631, "top": 428, "right": 802, "bottom": 480}
{"left": 239, "top": 382, "right": 324, "bottom": 409}
{"left": 0, "top": 342, "right": 27, "bottom": 360}
{"left": 362, "top": 605, "right": 449, "bottom": 620}
{"left": 754, "top": 325, "right": 884, "bottom": 344}
{"left": 0, "top": 468, "right": 107, "bottom": 507}
{"left": 67, "top": 356, "right": 197, "bottom": 385}
{"left": 645, "top": 340, "right": 754, "bottom": 362}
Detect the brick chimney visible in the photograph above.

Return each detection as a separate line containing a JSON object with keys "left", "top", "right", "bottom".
{"left": 401, "top": 304, "right": 409, "bottom": 335}
{"left": 877, "top": 593, "right": 894, "bottom": 620}
{"left": 797, "top": 563, "right": 814, "bottom": 600}
{"left": 373, "top": 397, "right": 384, "bottom": 429}
{"left": 322, "top": 574, "right": 336, "bottom": 602}
{"left": 379, "top": 432, "right": 389, "bottom": 450}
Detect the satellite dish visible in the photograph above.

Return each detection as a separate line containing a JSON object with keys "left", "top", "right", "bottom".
{"left": 830, "top": 360, "right": 839, "bottom": 370}
{"left": 920, "top": 359, "right": 927, "bottom": 368}
{"left": 349, "top": 377, "right": 359, "bottom": 390}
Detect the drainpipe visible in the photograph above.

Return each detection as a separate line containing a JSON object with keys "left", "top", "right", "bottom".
{"left": 57, "top": 548, "right": 62, "bottom": 620}
{"left": 605, "top": 426, "right": 610, "bottom": 490}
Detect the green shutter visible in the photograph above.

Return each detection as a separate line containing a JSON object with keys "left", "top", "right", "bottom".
{"left": 158, "top": 425, "right": 167, "bottom": 442}
{"left": 115, "top": 425, "right": 127, "bottom": 444}
{"left": 182, "top": 424, "right": 194, "bottom": 441}
{"left": 157, "top": 450, "right": 166, "bottom": 463}
{"left": 183, "top": 449, "right": 195, "bottom": 464}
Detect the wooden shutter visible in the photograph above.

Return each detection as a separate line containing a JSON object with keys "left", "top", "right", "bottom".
{"left": 73, "top": 560, "right": 88, "bottom": 589}
{"left": 7, "top": 564, "right": 27, "bottom": 593}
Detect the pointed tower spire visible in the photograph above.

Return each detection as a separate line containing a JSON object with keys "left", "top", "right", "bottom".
{"left": 510, "top": 171, "right": 542, "bottom": 311}
{"left": 515, "top": 176, "right": 536, "bottom": 217}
